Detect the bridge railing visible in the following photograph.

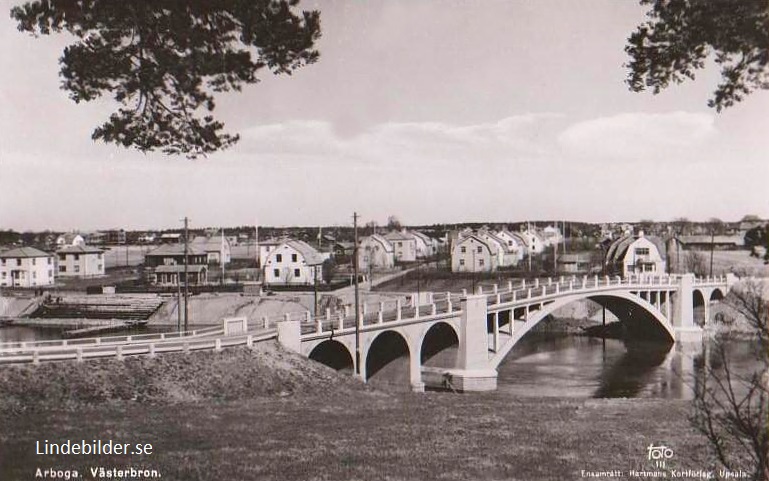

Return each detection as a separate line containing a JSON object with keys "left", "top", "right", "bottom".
{"left": 0, "top": 329, "right": 278, "bottom": 365}
{"left": 0, "top": 324, "right": 226, "bottom": 351}
{"left": 296, "top": 273, "right": 731, "bottom": 337}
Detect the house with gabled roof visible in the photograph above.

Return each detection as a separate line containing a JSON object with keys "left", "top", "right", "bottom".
{"left": 605, "top": 231, "right": 666, "bottom": 277}
{"left": 358, "top": 234, "right": 395, "bottom": 270}
{"left": 263, "top": 240, "right": 325, "bottom": 286}
{"left": 0, "top": 247, "right": 55, "bottom": 287}
{"left": 451, "top": 234, "right": 498, "bottom": 273}
{"left": 520, "top": 228, "right": 546, "bottom": 256}
{"left": 191, "top": 235, "right": 231, "bottom": 265}
{"left": 410, "top": 230, "right": 437, "bottom": 258}
{"left": 56, "top": 245, "right": 105, "bottom": 278}
{"left": 494, "top": 229, "right": 528, "bottom": 265}
{"left": 56, "top": 233, "right": 86, "bottom": 248}
{"left": 144, "top": 244, "right": 208, "bottom": 286}
{"left": 384, "top": 230, "right": 417, "bottom": 263}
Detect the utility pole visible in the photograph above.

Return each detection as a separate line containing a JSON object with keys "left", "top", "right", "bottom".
{"left": 221, "top": 227, "right": 225, "bottom": 284}
{"left": 353, "top": 212, "right": 361, "bottom": 376}
{"left": 176, "top": 281, "right": 182, "bottom": 332}
{"left": 313, "top": 264, "right": 318, "bottom": 319}
{"left": 709, "top": 228, "right": 715, "bottom": 277}
{"left": 183, "top": 217, "right": 189, "bottom": 332}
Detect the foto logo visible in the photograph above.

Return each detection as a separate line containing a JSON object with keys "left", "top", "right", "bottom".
{"left": 647, "top": 444, "right": 673, "bottom": 468}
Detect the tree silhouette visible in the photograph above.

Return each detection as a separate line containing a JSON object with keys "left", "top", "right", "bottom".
{"left": 11, "top": 0, "right": 321, "bottom": 158}
{"left": 626, "top": 0, "right": 769, "bottom": 111}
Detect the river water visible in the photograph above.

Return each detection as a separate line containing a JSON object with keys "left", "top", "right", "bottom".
{"left": 497, "top": 333, "right": 760, "bottom": 400}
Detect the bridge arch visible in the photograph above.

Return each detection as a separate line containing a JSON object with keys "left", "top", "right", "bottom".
{"left": 364, "top": 330, "right": 411, "bottom": 384}
{"left": 308, "top": 339, "right": 354, "bottom": 372}
{"left": 693, "top": 289, "right": 706, "bottom": 307}
{"left": 490, "top": 290, "right": 675, "bottom": 368}
{"left": 709, "top": 288, "right": 725, "bottom": 302}
{"left": 420, "top": 321, "right": 459, "bottom": 367}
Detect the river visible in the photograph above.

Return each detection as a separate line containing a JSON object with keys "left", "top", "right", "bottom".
{"left": 497, "top": 333, "right": 760, "bottom": 400}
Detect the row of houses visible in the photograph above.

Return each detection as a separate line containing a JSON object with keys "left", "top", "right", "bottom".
{"left": 448, "top": 227, "right": 668, "bottom": 277}
{"left": 0, "top": 244, "right": 106, "bottom": 288}
{"left": 449, "top": 226, "right": 565, "bottom": 273}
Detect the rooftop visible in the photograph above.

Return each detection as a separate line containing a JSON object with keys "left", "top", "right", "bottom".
{"left": 0, "top": 247, "right": 52, "bottom": 258}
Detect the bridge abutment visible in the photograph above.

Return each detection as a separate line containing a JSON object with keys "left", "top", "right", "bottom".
{"left": 277, "top": 319, "right": 301, "bottom": 353}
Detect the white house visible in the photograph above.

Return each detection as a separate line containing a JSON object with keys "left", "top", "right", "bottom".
{"left": 56, "top": 245, "right": 105, "bottom": 278}
{"left": 521, "top": 228, "right": 546, "bottom": 256}
{"left": 56, "top": 233, "right": 85, "bottom": 248}
{"left": 0, "top": 247, "right": 55, "bottom": 288}
{"left": 542, "top": 225, "right": 563, "bottom": 247}
{"left": 451, "top": 235, "right": 498, "bottom": 273}
{"left": 475, "top": 230, "right": 511, "bottom": 268}
{"left": 384, "top": 231, "right": 417, "bottom": 263}
{"left": 263, "top": 240, "right": 325, "bottom": 286}
{"left": 191, "top": 235, "right": 231, "bottom": 264}
{"left": 492, "top": 230, "right": 528, "bottom": 265}
{"left": 358, "top": 234, "right": 395, "bottom": 270}
{"left": 410, "top": 230, "right": 437, "bottom": 258}
{"left": 159, "top": 233, "right": 182, "bottom": 244}
{"left": 605, "top": 232, "right": 666, "bottom": 277}
{"left": 258, "top": 238, "right": 283, "bottom": 268}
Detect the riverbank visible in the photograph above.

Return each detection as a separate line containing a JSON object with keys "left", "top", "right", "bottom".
{"left": 0, "top": 343, "right": 721, "bottom": 480}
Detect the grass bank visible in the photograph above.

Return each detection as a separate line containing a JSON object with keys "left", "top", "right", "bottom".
{"left": 0, "top": 343, "right": 719, "bottom": 480}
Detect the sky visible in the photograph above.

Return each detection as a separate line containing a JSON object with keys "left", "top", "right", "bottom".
{"left": 1, "top": 0, "right": 767, "bottom": 232}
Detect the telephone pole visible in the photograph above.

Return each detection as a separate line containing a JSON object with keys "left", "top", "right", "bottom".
{"left": 183, "top": 216, "right": 189, "bottom": 332}
{"left": 353, "top": 212, "right": 361, "bottom": 376}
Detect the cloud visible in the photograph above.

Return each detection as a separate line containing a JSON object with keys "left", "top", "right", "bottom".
{"left": 238, "top": 113, "right": 563, "bottom": 166}
{"left": 557, "top": 112, "right": 716, "bottom": 161}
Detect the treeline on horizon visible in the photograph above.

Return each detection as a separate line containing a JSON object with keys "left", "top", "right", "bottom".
{"left": 1, "top": 215, "right": 764, "bottom": 248}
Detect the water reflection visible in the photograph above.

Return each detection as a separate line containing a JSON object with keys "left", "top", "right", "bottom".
{"left": 496, "top": 333, "right": 738, "bottom": 400}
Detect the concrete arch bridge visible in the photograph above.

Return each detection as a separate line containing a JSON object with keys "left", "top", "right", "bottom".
{"left": 281, "top": 273, "right": 736, "bottom": 392}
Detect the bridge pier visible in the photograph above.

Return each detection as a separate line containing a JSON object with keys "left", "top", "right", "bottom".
{"left": 444, "top": 294, "right": 497, "bottom": 391}
{"left": 672, "top": 274, "right": 703, "bottom": 343}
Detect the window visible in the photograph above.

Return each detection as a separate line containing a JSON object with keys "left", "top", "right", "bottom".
{"left": 74, "top": 266, "right": 80, "bottom": 273}
{"left": 16, "top": 259, "right": 21, "bottom": 266}
{"left": 48, "top": 270, "right": 52, "bottom": 277}
{"left": 294, "top": 268, "right": 301, "bottom": 277}
{"left": 459, "top": 259, "right": 465, "bottom": 266}
{"left": 97, "top": 264, "right": 102, "bottom": 271}
{"left": 276, "top": 254, "right": 282, "bottom": 263}
{"left": 32, "top": 271, "right": 37, "bottom": 279}
{"left": 0, "top": 259, "right": 4, "bottom": 266}
{"left": 47, "top": 257, "right": 52, "bottom": 264}
{"left": 1, "top": 272, "right": 5, "bottom": 278}
{"left": 273, "top": 269, "right": 280, "bottom": 278}
{"left": 477, "top": 246, "right": 482, "bottom": 253}
{"left": 479, "top": 259, "right": 485, "bottom": 266}
{"left": 98, "top": 253, "right": 102, "bottom": 259}
{"left": 59, "top": 254, "right": 66, "bottom": 261}
{"left": 32, "top": 258, "right": 36, "bottom": 266}
{"left": 74, "top": 254, "right": 80, "bottom": 261}
{"left": 635, "top": 248, "right": 650, "bottom": 256}
{"left": 397, "top": 242, "right": 402, "bottom": 247}
{"left": 291, "top": 254, "right": 297, "bottom": 262}
{"left": 460, "top": 246, "right": 466, "bottom": 253}
{"left": 59, "top": 266, "right": 66, "bottom": 272}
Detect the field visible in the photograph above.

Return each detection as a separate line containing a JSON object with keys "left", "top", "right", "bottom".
{"left": 708, "top": 250, "right": 769, "bottom": 277}
{"left": 0, "top": 343, "right": 724, "bottom": 481}
{"left": 103, "top": 245, "right": 153, "bottom": 268}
